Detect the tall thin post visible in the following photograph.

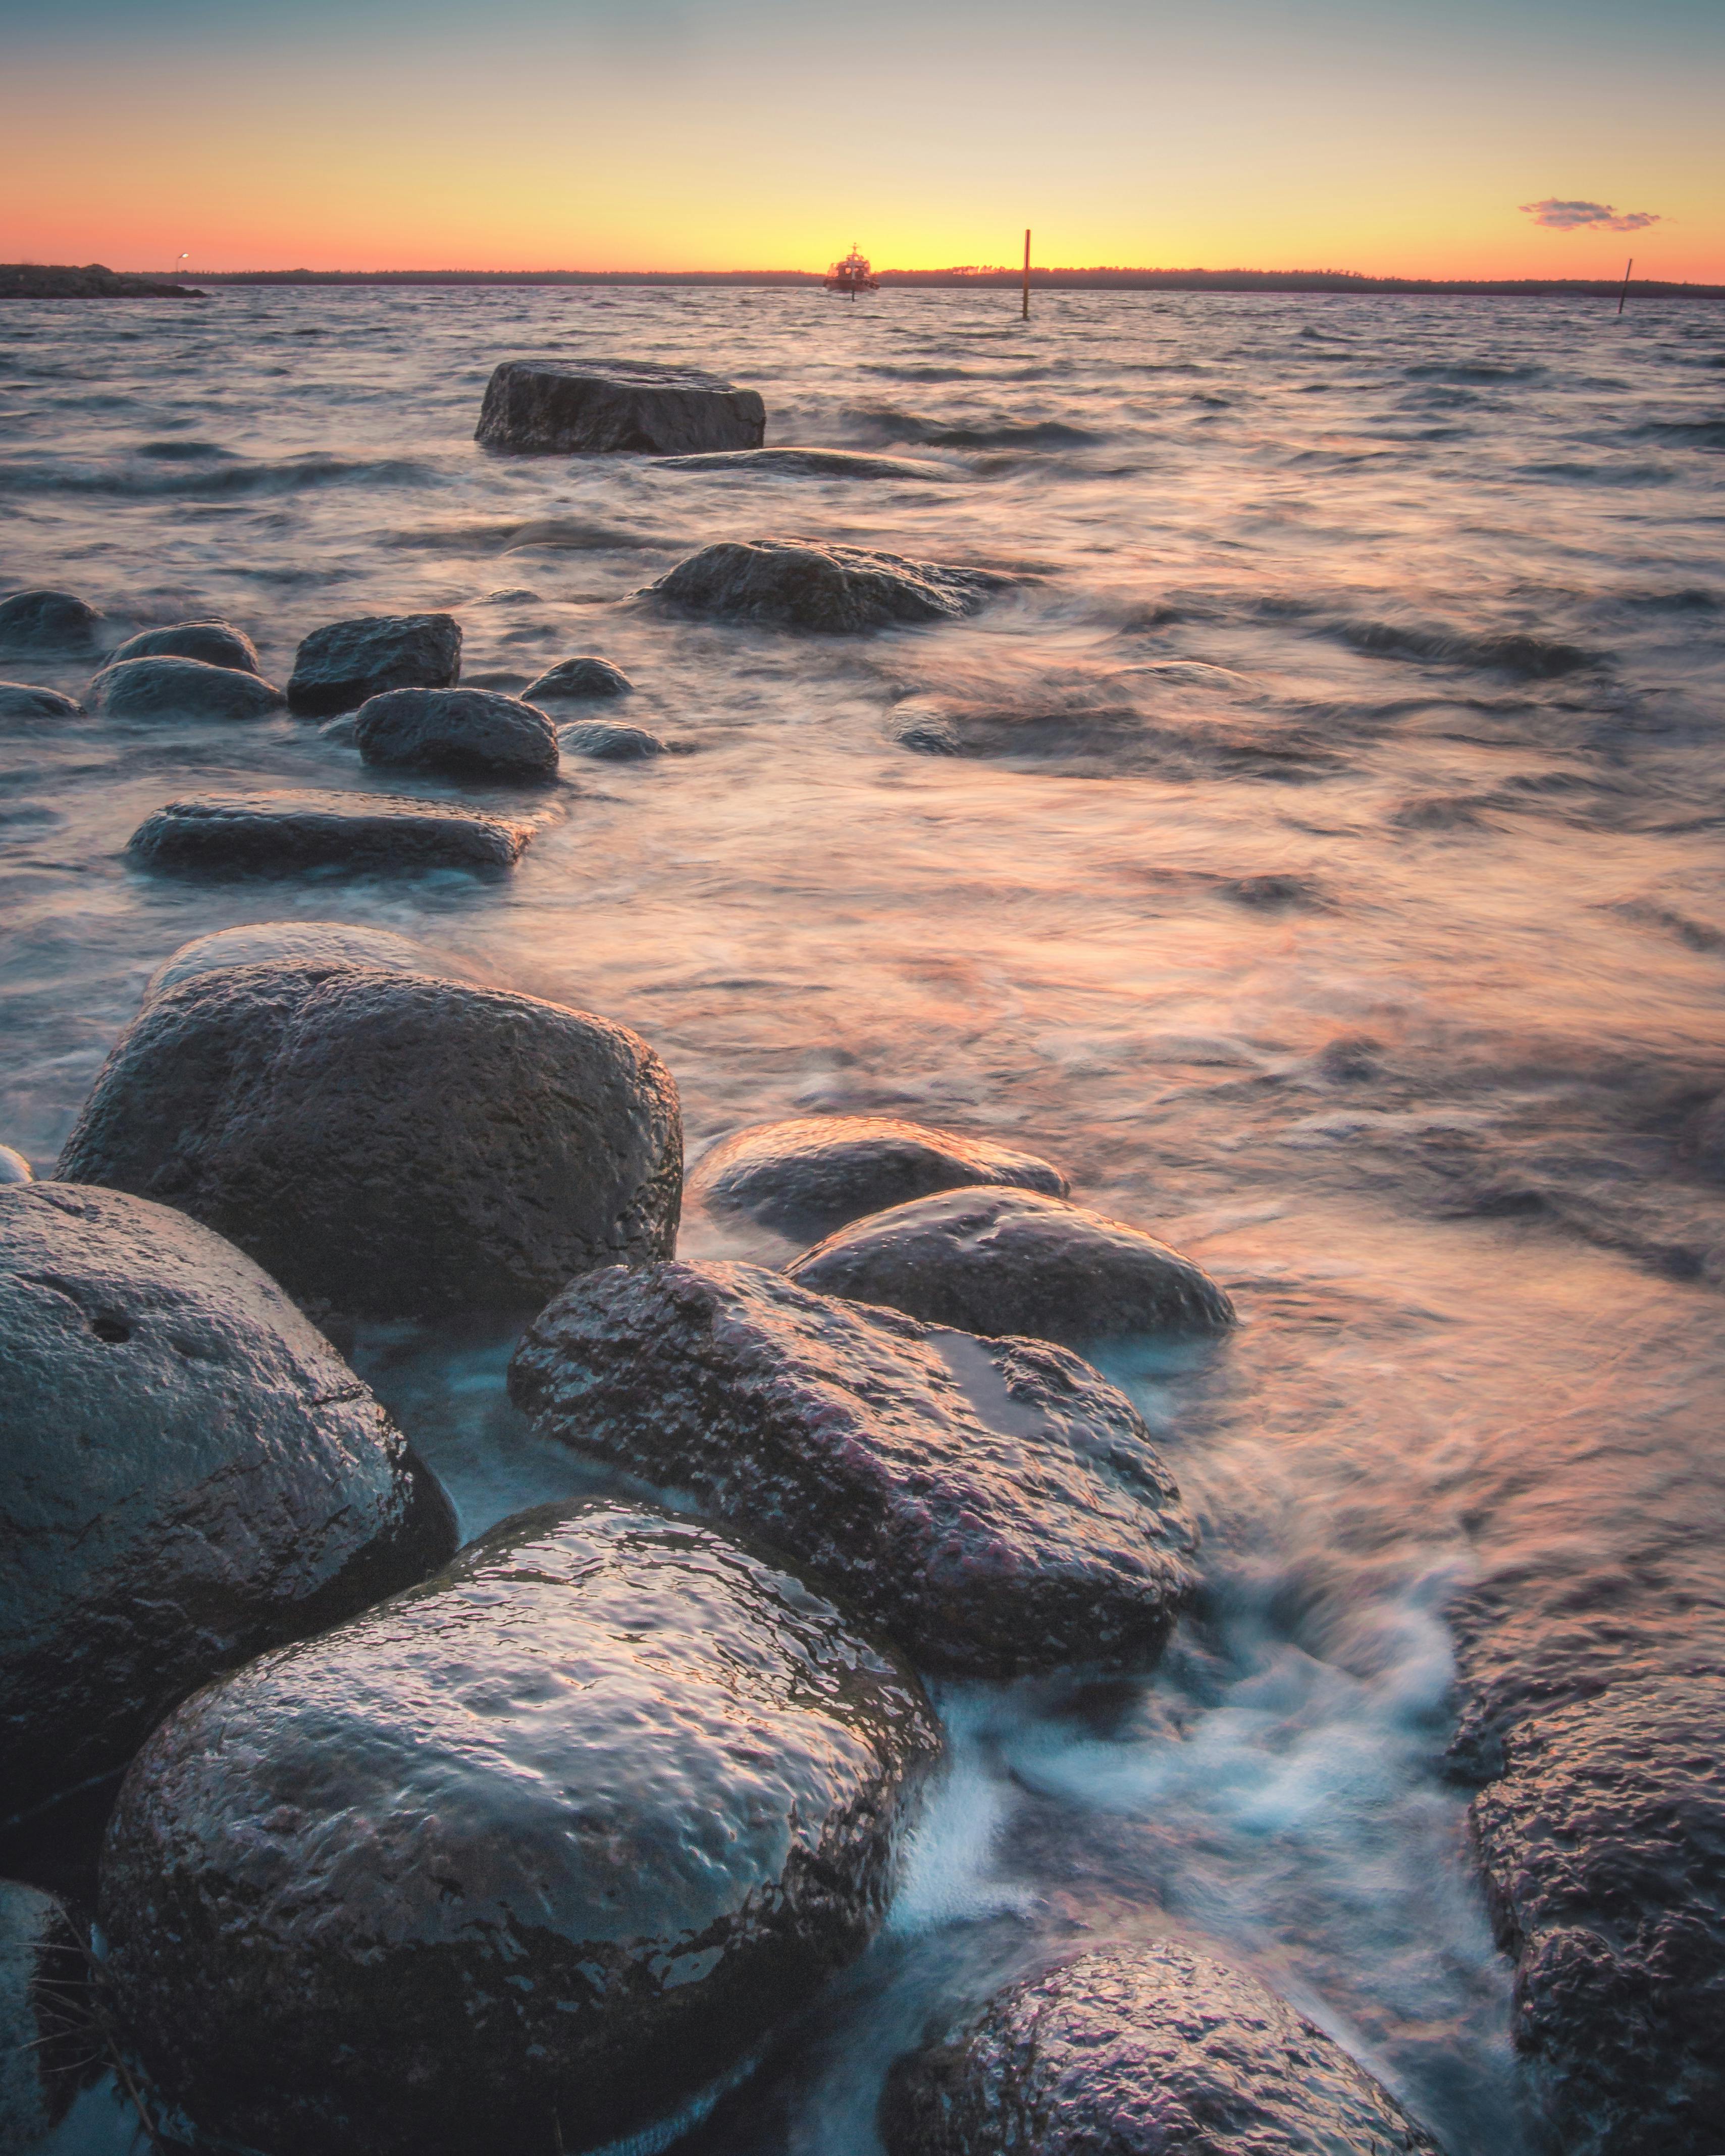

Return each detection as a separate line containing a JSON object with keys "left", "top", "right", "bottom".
{"left": 1022, "top": 229, "right": 1031, "bottom": 320}
{"left": 1617, "top": 256, "right": 1634, "bottom": 315}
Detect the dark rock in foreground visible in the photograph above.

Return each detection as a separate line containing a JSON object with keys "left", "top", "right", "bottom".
{"left": 523, "top": 654, "right": 634, "bottom": 702}
{"left": 98, "top": 1499, "right": 938, "bottom": 2156}
{"left": 561, "top": 718, "right": 667, "bottom": 761}
{"left": 108, "top": 620, "right": 260, "bottom": 674}
{"left": 145, "top": 921, "right": 472, "bottom": 1003}
{"left": 476, "top": 358, "right": 766, "bottom": 455}
{"left": 692, "top": 1115, "right": 1069, "bottom": 1239}
{"left": 644, "top": 541, "right": 1009, "bottom": 634}
{"left": 0, "top": 590, "right": 101, "bottom": 653}
{"left": 0, "top": 1182, "right": 455, "bottom": 1826}
{"left": 657, "top": 447, "right": 955, "bottom": 481}
{"left": 58, "top": 967, "right": 682, "bottom": 1321}
{"left": 0, "top": 1881, "right": 85, "bottom": 2144}
{"left": 882, "top": 1943, "right": 1444, "bottom": 2156}
{"left": 126, "top": 790, "right": 537, "bottom": 874}
{"left": 0, "top": 681, "right": 82, "bottom": 721}
{"left": 87, "top": 655, "right": 285, "bottom": 721}
{"left": 354, "top": 685, "right": 559, "bottom": 779}
{"left": 0, "top": 263, "right": 202, "bottom": 299}
{"left": 509, "top": 1261, "right": 1197, "bottom": 1677}
{"left": 286, "top": 612, "right": 460, "bottom": 717}
{"left": 789, "top": 1188, "right": 1235, "bottom": 1348}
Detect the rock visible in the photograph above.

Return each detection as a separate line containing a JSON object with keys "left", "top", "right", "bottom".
{"left": 788, "top": 1188, "right": 1234, "bottom": 1349}
{"left": 656, "top": 448, "right": 954, "bottom": 481}
{"left": 0, "top": 681, "right": 83, "bottom": 721}
{"left": 126, "top": 790, "right": 537, "bottom": 875}
{"left": 1470, "top": 1676, "right": 1725, "bottom": 2156}
{"left": 0, "top": 1881, "right": 86, "bottom": 2145}
{"left": 0, "top": 264, "right": 201, "bottom": 300}
{"left": 97, "top": 1499, "right": 939, "bottom": 2156}
{"left": 106, "top": 620, "right": 260, "bottom": 673}
{"left": 144, "top": 922, "right": 471, "bottom": 1004}
{"left": 645, "top": 541, "right": 1007, "bottom": 634}
{"left": 692, "top": 1116, "right": 1070, "bottom": 1240}
{"left": 0, "top": 590, "right": 101, "bottom": 654}
{"left": 87, "top": 655, "right": 285, "bottom": 721}
{"left": 0, "top": 1146, "right": 30, "bottom": 1184}
{"left": 560, "top": 719, "right": 667, "bottom": 761}
{"left": 57, "top": 966, "right": 682, "bottom": 1321}
{"left": 894, "top": 700, "right": 1145, "bottom": 762}
{"left": 881, "top": 1943, "right": 1444, "bottom": 2156}
{"left": 286, "top": 612, "right": 461, "bottom": 717}
{"left": 0, "top": 1182, "right": 456, "bottom": 1826}
{"left": 353, "top": 686, "right": 559, "bottom": 780}
{"left": 522, "top": 655, "right": 635, "bottom": 702}
{"left": 509, "top": 1261, "right": 1197, "bottom": 1678}
{"left": 476, "top": 358, "right": 766, "bottom": 455}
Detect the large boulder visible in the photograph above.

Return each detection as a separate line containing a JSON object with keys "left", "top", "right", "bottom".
{"left": 0, "top": 1881, "right": 85, "bottom": 2146}
{"left": 97, "top": 1499, "right": 939, "bottom": 2156}
{"left": 788, "top": 1188, "right": 1235, "bottom": 1348}
{"left": 286, "top": 612, "right": 461, "bottom": 717}
{"left": 353, "top": 686, "right": 559, "bottom": 780}
{"left": 56, "top": 966, "right": 682, "bottom": 1321}
{"left": 126, "top": 790, "right": 537, "bottom": 874}
{"left": 0, "top": 681, "right": 83, "bottom": 721}
{"left": 0, "top": 590, "right": 101, "bottom": 654}
{"left": 107, "top": 620, "right": 260, "bottom": 673}
{"left": 144, "top": 921, "right": 472, "bottom": 1004}
{"left": 691, "top": 1115, "right": 1069, "bottom": 1239}
{"left": 0, "top": 1182, "right": 456, "bottom": 1826}
{"left": 476, "top": 358, "right": 766, "bottom": 455}
{"left": 509, "top": 1261, "right": 1197, "bottom": 1678}
{"left": 87, "top": 654, "right": 284, "bottom": 720}
{"left": 644, "top": 541, "right": 1007, "bottom": 634}
{"left": 881, "top": 1943, "right": 1444, "bottom": 2156}
{"left": 522, "top": 655, "right": 634, "bottom": 702}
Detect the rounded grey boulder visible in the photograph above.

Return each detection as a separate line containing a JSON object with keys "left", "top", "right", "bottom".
{"left": 353, "top": 685, "right": 559, "bottom": 780}
{"left": 286, "top": 612, "right": 461, "bottom": 717}
{"left": 0, "top": 1182, "right": 457, "bottom": 1826}
{"left": 106, "top": 620, "right": 260, "bottom": 674}
{"left": 881, "top": 1943, "right": 1444, "bottom": 2156}
{"left": 509, "top": 1260, "right": 1197, "bottom": 1678}
{"left": 126, "top": 790, "right": 537, "bottom": 874}
{"left": 692, "top": 1115, "right": 1069, "bottom": 1239}
{"left": 98, "top": 1499, "right": 939, "bottom": 2156}
{"left": 0, "top": 681, "right": 83, "bottom": 721}
{"left": 0, "top": 1881, "right": 85, "bottom": 2146}
{"left": 0, "top": 590, "right": 101, "bottom": 653}
{"left": 522, "top": 654, "right": 635, "bottom": 702}
{"left": 57, "top": 966, "right": 682, "bottom": 1321}
{"left": 788, "top": 1187, "right": 1235, "bottom": 1348}
{"left": 476, "top": 358, "right": 766, "bottom": 455}
{"left": 87, "top": 655, "right": 285, "bottom": 720}
{"left": 560, "top": 718, "right": 667, "bottom": 761}
{"left": 144, "top": 921, "right": 472, "bottom": 1004}
{"left": 645, "top": 540, "right": 1008, "bottom": 634}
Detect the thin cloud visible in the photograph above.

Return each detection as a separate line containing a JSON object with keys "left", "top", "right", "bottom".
{"left": 1520, "top": 198, "right": 1661, "bottom": 233}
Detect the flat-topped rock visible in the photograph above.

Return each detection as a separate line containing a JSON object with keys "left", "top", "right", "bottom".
{"left": 354, "top": 685, "right": 559, "bottom": 779}
{"left": 286, "top": 612, "right": 461, "bottom": 717}
{"left": 144, "top": 921, "right": 472, "bottom": 1003}
{"left": 657, "top": 447, "right": 955, "bottom": 481}
{"left": 509, "top": 1260, "right": 1197, "bottom": 1678}
{"left": 476, "top": 358, "right": 766, "bottom": 455}
{"left": 0, "top": 681, "right": 82, "bottom": 721}
{"left": 126, "top": 790, "right": 537, "bottom": 874}
{"left": 560, "top": 718, "right": 667, "bottom": 760}
{"left": 522, "top": 654, "right": 634, "bottom": 702}
{"left": 88, "top": 654, "right": 284, "bottom": 720}
{"left": 644, "top": 540, "right": 1009, "bottom": 634}
{"left": 108, "top": 619, "right": 260, "bottom": 673}
{"left": 0, "top": 590, "right": 101, "bottom": 653}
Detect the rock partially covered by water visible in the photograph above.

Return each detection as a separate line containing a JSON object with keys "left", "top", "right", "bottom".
{"left": 87, "top": 655, "right": 285, "bottom": 721}
{"left": 0, "top": 590, "right": 101, "bottom": 654}
{"left": 286, "top": 612, "right": 461, "bottom": 717}
{"left": 98, "top": 1500, "right": 939, "bottom": 2156}
{"left": 509, "top": 1261, "right": 1197, "bottom": 1678}
{"left": 0, "top": 1182, "right": 456, "bottom": 1826}
{"left": 523, "top": 655, "right": 635, "bottom": 702}
{"left": 692, "top": 1116, "right": 1070, "bottom": 1240}
{"left": 144, "top": 921, "right": 472, "bottom": 1004}
{"left": 656, "top": 448, "right": 955, "bottom": 481}
{"left": 560, "top": 718, "right": 668, "bottom": 761}
{"left": 882, "top": 1943, "right": 1444, "bottom": 2156}
{"left": 789, "top": 1188, "right": 1234, "bottom": 1348}
{"left": 0, "top": 681, "right": 83, "bottom": 721}
{"left": 108, "top": 620, "right": 260, "bottom": 674}
{"left": 0, "top": 1881, "right": 85, "bottom": 2145}
{"left": 354, "top": 686, "right": 559, "bottom": 779}
{"left": 127, "top": 790, "right": 537, "bottom": 875}
{"left": 57, "top": 967, "right": 682, "bottom": 1321}
{"left": 476, "top": 358, "right": 766, "bottom": 455}
{"left": 1470, "top": 1676, "right": 1725, "bottom": 2156}
{"left": 644, "top": 541, "right": 1008, "bottom": 634}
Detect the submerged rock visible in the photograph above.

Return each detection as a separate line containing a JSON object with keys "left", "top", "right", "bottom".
{"left": 107, "top": 620, "right": 260, "bottom": 674}
{"left": 894, "top": 700, "right": 1145, "bottom": 762}
{"left": 509, "top": 1261, "right": 1197, "bottom": 1678}
{"left": 286, "top": 612, "right": 461, "bottom": 717}
{"left": 788, "top": 1187, "right": 1234, "bottom": 1348}
{"left": 522, "top": 654, "right": 635, "bottom": 702}
{"left": 692, "top": 1115, "right": 1069, "bottom": 1239}
{"left": 87, "top": 654, "right": 284, "bottom": 721}
{"left": 560, "top": 718, "right": 667, "bottom": 761}
{"left": 144, "top": 921, "right": 472, "bottom": 1004}
{"left": 657, "top": 447, "right": 955, "bottom": 481}
{"left": 476, "top": 358, "right": 766, "bottom": 455}
{"left": 126, "top": 789, "right": 537, "bottom": 874}
{"left": 98, "top": 1499, "right": 939, "bottom": 2156}
{"left": 0, "top": 1881, "right": 85, "bottom": 2145}
{"left": 57, "top": 966, "right": 682, "bottom": 1321}
{"left": 644, "top": 541, "right": 1008, "bottom": 634}
{"left": 353, "top": 685, "right": 559, "bottom": 780}
{"left": 0, "top": 590, "right": 101, "bottom": 654}
{"left": 0, "top": 681, "right": 83, "bottom": 721}
{"left": 0, "top": 1182, "right": 456, "bottom": 1826}
{"left": 882, "top": 1943, "right": 1444, "bottom": 2156}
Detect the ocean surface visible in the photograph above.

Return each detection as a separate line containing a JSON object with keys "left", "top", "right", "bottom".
{"left": 4, "top": 285, "right": 1723, "bottom": 2156}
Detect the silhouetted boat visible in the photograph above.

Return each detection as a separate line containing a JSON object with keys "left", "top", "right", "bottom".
{"left": 825, "top": 246, "right": 878, "bottom": 300}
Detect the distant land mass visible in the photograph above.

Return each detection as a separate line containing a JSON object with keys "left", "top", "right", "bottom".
{"left": 0, "top": 263, "right": 205, "bottom": 298}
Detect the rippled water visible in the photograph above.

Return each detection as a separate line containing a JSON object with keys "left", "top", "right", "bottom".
{"left": 5, "top": 286, "right": 1724, "bottom": 2156}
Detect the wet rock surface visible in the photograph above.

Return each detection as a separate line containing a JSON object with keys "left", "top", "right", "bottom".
{"left": 87, "top": 655, "right": 284, "bottom": 721}
{"left": 144, "top": 919, "right": 471, "bottom": 1002}
{"left": 126, "top": 788, "right": 537, "bottom": 873}
{"left": 788, "top": 1187, "right": 1235, "bottom": 1348}
{"left": 107, "top": 620, "right": 260, "bottom": 673}
{"left": 98, "top": 1499, "right": 939, "bottom": 2156}
{"left": 509, "top": 1260, "right": 1197, "bottom": 1677}
{"left": 286, "top": 611, "right": 461, "bottom": 717}
{"left": 0, "top": 1880, "right": 85, "bottom": 2145}
{"left": 353, "top": 685, "right": 560, "bottom": 779}
{"left": 0, "top": 1182, "right": 456, "bottom": 1826}
{"left": 882, "top": 1942, "right": 1444, "bottom": 2156}
{"left": 692, "top": 1114, "right": 1070, "bottom": 1239}
{"left": 57, "top": 965, "right": 682, "bottom": 1320}
{"left": 645, "top": 541, "right": 1009, "bottom": 633}
{"left": 523, "top": 653, "right": 635, "bottom": 701}
{"left": 476, "top": 357, "right": 766, "bottom": 455}
{"left": 0, "top": 590, "right": 101, "bottom": 654}
{"left": 560, "top": 717, "right": 668, "bottom": 760}
{"left": 0, "top": 681, "right": 83, "bottom": 721}
{"left": 656, "top": 447, "right": 955, "bottom": 481}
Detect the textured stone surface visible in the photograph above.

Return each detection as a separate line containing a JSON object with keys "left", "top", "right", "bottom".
{"left": 509, "top": 1260, "right": 1197, "bottom": 1677}
{"left": 353, "top": 685, "right": 559, "bottom": 779}
{"left": 560, "top": 718, "right": 667, "bottom": 760}
{"left": 522, "top": 654, "right": 635, "bottom": 702}
{"left": 107, "top": 620, "right": 260, "bottom": 674}
{"left": 126, "top": 789, "right": 536, "bottom": 874}
{"left": 99, "top": 1500, "right": 939, "bottom": 2156}
{"left": 882, "top": 1943, "right": 1444, "bottom": 2156}
{"left": 286, "top": 612, "right": 460, "bottom": 717}
{"left": 0, "top": 1182, "right": 456, "bottom": 1825}
{"left": 476, "top": 358, "right": 766, "bottom": 455}
{"left": 789, "top": 1187, "right": 1235, "bottom": 1348}
{"left": 645, "top": 540, "right": 1008, "bottom": 634}
{"left": 657, "top": 448, "right": 955, "bottom": 481}
{"left": 0, "top": 681, "right": 83, "bottom": 720}
{"left": 144, "top": 921, "right": 470, "bottom": 1004}
{"left": 0, "top": 590, "right": 101, "bottom": 653}
{"left": 87, "top": 654, "right": 284, "bottom": 720}
{"left": 0, "top": 1881, "right": 85, "bottom": 2146}
{"left": 58, "top": 966, "right": 682, "bottom": 1321}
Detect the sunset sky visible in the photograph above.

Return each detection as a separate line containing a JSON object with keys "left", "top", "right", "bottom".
{"left": 5, "top": 0, "right": 1720, "bottom": 280}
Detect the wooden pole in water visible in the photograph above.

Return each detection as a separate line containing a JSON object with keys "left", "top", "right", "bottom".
{"left": 1617, "top": 256, "right": 1634, "bottom": 315}
{"left": 1023, "top": 229, "right": 1031, "bottom": 320}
